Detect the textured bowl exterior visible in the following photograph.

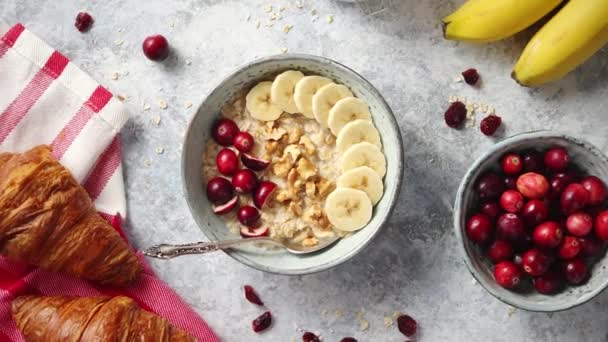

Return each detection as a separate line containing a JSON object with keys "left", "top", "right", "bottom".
{"left": 182, "top": 54, "right": 404, "bottom": 275}
{"left": 454, "top": 131, "right": 608, "bottom": 312}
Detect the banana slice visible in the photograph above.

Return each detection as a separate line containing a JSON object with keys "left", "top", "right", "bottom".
{"left": 327, "top": 97, "right": 372, "bottom": 136}
{"left": 336, "top": 119, "right": 382, "bottom": 153}
{"left": 246, "top": 82, "right": 283, "bottom": 121}
{"left": 340, "top": 142, "right": 386, "bottom": 178}
{"left": 293, "top": 76, "right": 332, "bottom": 118}
{"left": 312, "top": 83, "right": 353, "bottom": 127}
{"left": 337, "top": 166, "right": 384, "bottom": 205}
{"left": 271, "top": 70, "right": 304, "bottom": 114}
{"left": 324, "top": 188, "right": 373, "bottom": 232}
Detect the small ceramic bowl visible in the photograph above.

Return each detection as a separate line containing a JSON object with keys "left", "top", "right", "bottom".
{"left": 182, "top": 54, "right": 404, "bottom": 275}
{"left": 454, "top": 131, "right": 608, "bottom": 312}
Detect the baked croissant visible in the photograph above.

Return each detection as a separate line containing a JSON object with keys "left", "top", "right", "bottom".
{"left": 12, "top": 295, "right": 198, "bottom": 341}
{"left": 0, "top": 145, "right": 141, "bottom": 286}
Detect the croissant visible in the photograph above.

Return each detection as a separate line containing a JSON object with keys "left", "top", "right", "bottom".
{"left": 0, "top": 145, "right": 141, "bottom": 286}
{"left": 12, "top": 295, "right": 197, "bottom": 341}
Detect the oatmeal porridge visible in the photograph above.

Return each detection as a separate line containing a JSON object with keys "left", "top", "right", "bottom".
{"left": 203, "top": 70, "right": 387, "bottom": 247}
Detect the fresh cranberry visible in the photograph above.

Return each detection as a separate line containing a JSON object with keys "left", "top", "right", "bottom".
{"left": 252, "top": 311, "right": 272, "bottom": 333}
{"left": 533, "top": 271, "right": 563, "bottom": 294}
{"left": 581, "top": 176, "right": 607, "bottom": 205}
{"left": 522, "top": 248, "right": 552, "bottom": 276}
{"left": 595, "top": 210, "right": 608, "bottom": 241}
{"left": 232, "top": 169, "right": 258, "bottom": 194}
{"left": 533, "top": 221, "right": 563, "bottom": 248}
{"left": 216, "top": 148, "right": 239, "bottom": 175}
{"left": 476, "top": 172, "right": 505, "bottom": 200}
{"left": 560, "top": 183, "right": 589, "bottom": 215}
{"left": 142, "top": 34, "right": 170, "bottom": 61}
{"left": 502, "top": 153, "right": 523, "bottom": 175}
{"left": 579, "top": 237, "right": 606, "bottom": 257}
{"left": 562, "top": 259, "right": 589, "bottom": 285}
{"left": 206, "top": 177, "right": 235, "bottom": 205}
{"left": 253, "top": 181, "right": 278, "bottom": 209}
{"left": 522, "top": 151, "right": 544, "bottom": 173}
{"left": 550, "top": 171, "right": 579, "bottom": 199}
{"left": 340, "top": 338, "right": 358, "bottom": 342}
{"left": 544, "top": 147, "right": 569, "bottom": 171}
{"left": 233, "top": 131, "right": 254, "bottom": 153}
{"left": 237, "top": 205, "right": 261, "bottom": 227}
{"left": 212, "top": 118, "right": 239, "bottom": 146}
{"left": 496, "top": 213, "right": 525, "bottom": 242}
{"left": 462, "top": 68, "right": 480, "bottom": 85}
{"left": 241, "top": 154, "right": 270, "bottom": 171}
{"left": 244, "top": 285, "right": 264, "bottom": 305}
{"left": 444, "top": 101, "right": 467, "bottom": 128}
{"left": 75, "top": 12, "right": 94, "bottom": 32}
{"left": 480, "top": 201, "right": 501, "bottom": 218}
{"left": 558, "top": 236, "right": 581, "bottom": 259}
{"left": 212, "top": 196, "right": 238, "bottom": 215}
{"left": 480, "top": 114, "right": 502, "bottom": 136}
{"left": 504, "top": 176, "right": 517, "bottom": 190}
{"left": 494, "top": 261, "right": 522, "bottom": 289}
{"left": 302, "top": 332, "right": 320, "bottom": 342}
{"left": 500, "top": 190, "right": 525, "bottom": 213}
{"left": 517, "top": 172, "right": 549, "bottom": 199}
{"left": 397, "top": 315, "right": 417, "bottom": 337}
{"left": 566, "top": 212, "right": 593, "bottom": 237}
{"left": 486, "top": 240, "right": 514, "bottom": 263}
{"left": 466, "top": 213, "right": 493, "bottom": 244}
{"left": 521, "top": 199, "right": 549, "bottom": 226}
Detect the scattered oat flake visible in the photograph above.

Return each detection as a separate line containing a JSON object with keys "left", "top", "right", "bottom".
{"left": 151, "top": 115, "right": 161, "bottom": 125}
{"left": 246, "top": 13, "right": 251, "bottom": 21}
{"left": 295, "top": 2, "right": 303, "bottom": 9}
{"left": 448, "top": 95, "right": 457, "bottom": 103}
{"left": 143, "top": 159, "right": 152, "bottom": 167}
{"left": 359, "top": 319, "right": 369, "bottom": 331}
{"left": 116, "top": 95, "right": 126, "bottom": 102}
{"left": 391, "top": 311, "right": 402, "bottom": 320}
{"left": 281, "top": 47, "right": 288, "bottom": 54}
{"left": 283, "top": 25, "right": 293, "bottom": 33}
{"left": 384, "top": 316, "right": 393, "bottom": 327}
{"left": 480, "top": 104, "right": 489, "bottom": 112}
{"left": 111, "top": 72, "right": 119, "bottom": 80}
{"left": 186, "top": 60, "right": 192, "bottom": 65}
{"left": 184, "top": 101, "right": 193, "bottom": 109}
{"left": 256, "top": 20, "right": 261, "bottom": 29}
{"left": 156, "top": 147, "right": 165, "bottom": 155}
{"left": 265, "top": 4, "right": 272, "bottom": 13}
{"left": 159, "top": 100, "right": 168, "bottom": 109}
{"left": 311, "top": 8, "right": 317, "bottom": 15}
{"left": 280, "top": 6, "right": 286, "bottom": 11}
{"left": 335, "top": 310, "right": 344, "bottom": 317}
{"left": 454, "top": 75, "right": 464, "bottom": 83}
{"left": 471, "top": 278, "right": 478, "bottom": 285}
{"left": 114, "top": 39, "right": 124, "bottom": 46}
{"left": 142, "top": 103, "right": 151, "bottom": 112}
{"left": 327, "top": 15, "right": 334, "bottom": 23}
{"left": 507, "top": 306, "right": 516, "bottom": 317}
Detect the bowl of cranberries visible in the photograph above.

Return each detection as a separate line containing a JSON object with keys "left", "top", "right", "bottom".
{"left": 455, "top": 131, "right": 608, "bottom": 311}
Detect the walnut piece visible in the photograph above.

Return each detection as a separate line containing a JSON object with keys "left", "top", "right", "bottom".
{"left": 287, "top": 168, "right": 298, "bottom": 186}
{"left": 303, "top": 204, "right": 322, "bottom": 223}
{"left": 272, "top": 154, "right": 293, "bottom": 178}
{"left": 288, "top": 126, "right": 304, "bottom": 144}
{"left": 299, "top": 136, "right": 316, "bottom": 156}
{"left": 284, "top": 144, "right": 302, "bottom": 161}
{"left": 316, "top": 177, "right": 335, "bottom": 198}
{"left": 302, "top": 237, "right": 319, "bottom": 247}
{"left": 305, "top": 181, "right": 316, "bottom": 197}
{"left": 289, "top": 201, "right": 303, "bottom": 216}
{"left": 319, "top": 214, "right": 331, "bottom": 229}
{"left": 276, "top": 188, "right": 295, "bottom": 203}
{"left": 296, "top": 157, "right": 317, "bottom": 180}
{"left": 267, "top": 126, "right": 287, "bottom": 141}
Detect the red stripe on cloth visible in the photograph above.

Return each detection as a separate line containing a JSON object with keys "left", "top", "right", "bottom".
{"left": 0, "top": 23, "right": 25, "bottom": 59}
{"left": 83, "top": 135, "right": 121, "bottom": 200}
{"left": 0, "top": 51, "right": 69, "bottom": 144}
{"left": 50, "top": 86, "right": 113, "bottom": 160}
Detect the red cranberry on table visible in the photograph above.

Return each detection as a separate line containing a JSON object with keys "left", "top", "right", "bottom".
{"left": 522, "top": 151, "right": 545, "bottom": 173}
{"left": 244, "top": 285, "right": 264, "bottom": 306}
{"left": 595, "top": 210, "right": 608, "bottom": 241}
{"left": 496, "top": 213, "right": 526, "bottom": 242}
{"left": 462, "top": 68, "right": 480, "bottom": 85}
{"left": 212, "top": 118, "right": 240, "bottom": 146}
{"left": 466, "top": 213, "right": 493, "bottom": 244}
{"left": 476, "top": 172, "right": 505, "bottom": 200}
{"left": 517, "top": 172, "right": 549, "bottom": 199}
{"left": 521, "top": 199, "right": 549, "bottom": 226}
{"left": 579, "top": 237, "right": 606, "bottom": 257}
{"left": 237, "top": 205, "right": 261, "bottom": 227}
{"left": 74, "top": 12, "right": 94, "bottom": 32}
{"left": 566, "top": 212, "right": 593, "bottom": 237}
{"left": 252, "top": 311, "right": 272, "bottom": 333}
{"left": 562, "top": 258, "right": 589, "bottom": 285}
{"left": 340, "top": 338, "right": 358, "bottom": 342}
{"left": 533, "top": 221, "right": 563, "bottom": 248}
{"left": 444, "top": 101, "right": 467, "bottom": 128}
{"left": 522, "top": 248, "right": 552, "bottom": 276}
{"left": 581, "top": 176, "right": 607, "bottom": 205}
{"left": 504, "top": 176, "right": 517, "bottom": 190}
{"left": 233, "top": 131, "right": 255, "bottom": 153}
{"left": 502, "top": 153, "right": 523, "bottom": 175}
{"left": 544, "top": 147, "right": 569, "bottom": 171}
{"left": 560, "top": 183, "right": 589, "bottom": 215}
{"left": 232, "top": 169, "right": 258, "bottom": 194}
{"left": 558, "top": 236, "right": 581, "bottom": 259}
{"left": 486, "top": 240, "right": 514, "bottom": 263}
{"left": 494, "top": 261, "right": 522, "bottom": 289}
{"left": 302, "top": 332, "right": 320, "bottom": 342}
{"left": 216, "top": 148, "right": 239, "bottom": 175}
{"left": 480, "top": 201, "right": 501, "bottom": 218}
{"left": 142, "top": 34, "right": 170, "bottom": 61}
{"left": 500, "top": 190, "right": 525, "bottom": 213}
{"left": 533, "top": 271, "right": 563, "bottom": 295}
{"left": 206, "top": 177, "right": 234, "bottom": 205}
{"left": 480, "top": 114, "right": 502, "bottom": 136}
{"left": 397, "top": 314, "right": 417, "bottom": 337}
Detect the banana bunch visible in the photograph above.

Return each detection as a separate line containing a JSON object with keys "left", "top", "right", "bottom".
{"left": 443, "top": 0, "right": 608, "bottom": 86}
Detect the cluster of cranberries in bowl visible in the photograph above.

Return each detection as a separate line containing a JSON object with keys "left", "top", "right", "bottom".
{"left": 466, "top": 147, "right": 608, "bottom": 294}
{"left": 206, "top": 118, "right": 278, "bottom": 238}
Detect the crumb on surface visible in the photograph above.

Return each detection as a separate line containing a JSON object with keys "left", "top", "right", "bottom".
{"left": 159, "top": 100, "right": 168, "bottom": 109}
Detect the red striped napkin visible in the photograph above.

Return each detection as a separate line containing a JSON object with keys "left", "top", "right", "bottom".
{"left": 0, "top": 23, "right": 219, "bottom": 342}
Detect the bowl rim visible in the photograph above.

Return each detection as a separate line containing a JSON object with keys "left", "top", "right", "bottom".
{"left": 454, "top": 130, "right": 608, "bottom": 312}
{"left": 182, "top": 53, "right": 405, "bottom": 275}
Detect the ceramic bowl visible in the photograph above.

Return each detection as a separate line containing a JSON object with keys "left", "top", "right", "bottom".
{"left": 454, "top": 131, "right": 608, "bottom": 312}
{"left": 182, "top": 54, "right": 404, "bottom": 275}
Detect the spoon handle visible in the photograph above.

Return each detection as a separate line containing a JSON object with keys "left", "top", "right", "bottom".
{"left": 143, "top": 237, "right": 276, "bottom": 259}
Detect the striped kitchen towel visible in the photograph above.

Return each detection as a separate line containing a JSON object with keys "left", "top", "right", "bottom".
{"left": 0, "top": 23, "right": 219, "bottom": 342}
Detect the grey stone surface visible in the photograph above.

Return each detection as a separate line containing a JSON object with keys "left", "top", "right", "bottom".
{"left": 3, "top": 1, "right": 608, "bottom": 341}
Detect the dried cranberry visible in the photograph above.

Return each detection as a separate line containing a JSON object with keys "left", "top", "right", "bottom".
{"left": 397, "top": 315, "right": 417, "bottom": 337}
{"left": 244, "top": 285, "right": 264, "bottom": 306}
{"left": 252, "top": 311, "right": 272, "bottom": 333}
{"left": 75, "top": 12, "right": 94, "bottom": 32}
{"left": 476, "top": 172, "right": 505, "bottom": 200}
{"left": 462, "top": 68, "right": 480, "bottom": 85}
{"left": 480, "top": 114, "right": 502, "bottom": 136}
{"left": 444, "top": 101, "right": 467, "bottom": 128}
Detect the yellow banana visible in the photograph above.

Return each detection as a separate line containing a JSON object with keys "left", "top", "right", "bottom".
{"left": 443, "top": 0, "right": 562, "bottom": 43}
{"left": 513, "top": 0, "right": 608, "bottom": 86}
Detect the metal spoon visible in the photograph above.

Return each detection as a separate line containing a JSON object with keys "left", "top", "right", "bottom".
{"left": 143, "top": 236, "right": 340, "bottom": 259}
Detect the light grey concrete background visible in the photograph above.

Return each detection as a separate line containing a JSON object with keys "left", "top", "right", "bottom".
{"left": 3, "top": 1, "right": 608, "bottom": 341}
